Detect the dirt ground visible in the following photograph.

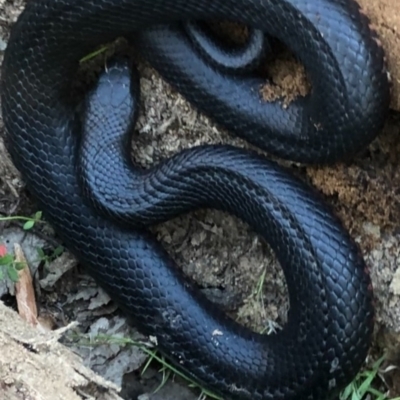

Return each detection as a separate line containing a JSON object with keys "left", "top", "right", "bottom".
{"left": 1, "top": 1, "right": 400, "bottom": 400}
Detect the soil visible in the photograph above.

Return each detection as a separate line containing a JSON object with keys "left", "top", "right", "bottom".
{"left": 1, "top": 1, "right": 400, "bottom": 400}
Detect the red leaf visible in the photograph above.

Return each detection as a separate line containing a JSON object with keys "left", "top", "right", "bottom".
{"left": 0, "top": 244, "right": 7, "bottom": 257}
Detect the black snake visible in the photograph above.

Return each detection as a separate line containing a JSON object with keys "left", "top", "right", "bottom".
{"left": 0, "top": 0, "right": 391, "bottom": 399}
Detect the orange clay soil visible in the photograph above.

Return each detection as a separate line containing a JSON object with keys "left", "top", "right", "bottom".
{"left": 358, "top": 0, "right": 400, "bottom": 111}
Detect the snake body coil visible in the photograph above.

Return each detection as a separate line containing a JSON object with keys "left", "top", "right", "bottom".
{"left": 1, "top": 0, "right": 390, "bottom": 399}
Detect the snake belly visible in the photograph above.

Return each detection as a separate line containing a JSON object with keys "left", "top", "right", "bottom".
{"left": 0, "top": 0, "right": 390, "bottom": 400}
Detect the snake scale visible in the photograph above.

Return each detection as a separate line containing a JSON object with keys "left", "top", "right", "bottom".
{"left": 0, "top": 0, "right": 391, "bottom": 399}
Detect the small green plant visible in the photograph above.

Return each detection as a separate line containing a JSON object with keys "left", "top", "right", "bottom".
{"left": 80, "top": 45, "right": 110, "bottom": 63}
{"left": 249, "top": 266, "right": 281, "bottom": 335}
{"left": 36, "top": 245, "right": 64, "bottom": 266}
{"left": 340, "top": 354, "right": 400, "bottom": 400}
{"left": 79, "top": 333, "right": 223, "bottom": 400}
{"left": 0, "top": 210, "right": 42, "bottom": 282}
{"left": 0, "top": 210, "right": 42, "bottom": 230}
{"left": 0, "top": 245, "right": 26, "bottom": 282}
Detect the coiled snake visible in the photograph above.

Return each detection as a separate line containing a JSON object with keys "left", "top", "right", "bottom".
{"left": 1, "top": 0, "right": 390, "bottom": 399}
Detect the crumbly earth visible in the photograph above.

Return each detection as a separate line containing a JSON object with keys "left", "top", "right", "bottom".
{"left": 1, "top": 1, "right": 400, "bottom": 399}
